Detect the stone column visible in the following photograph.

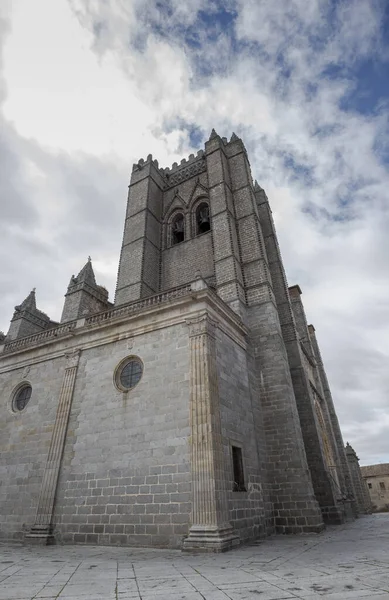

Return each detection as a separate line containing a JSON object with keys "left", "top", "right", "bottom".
{"left": 26, "top": 350, "right": 80, "bottom": 544}
{"left": 183, "top": 314, "right": 239, "bottom": 552}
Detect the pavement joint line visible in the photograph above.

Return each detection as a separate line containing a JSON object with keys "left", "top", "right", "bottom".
{"left": 131, "top": 562, "right": 142, "bottom": 600}
{"left": 1, "top": 515, "right": 389, "bottom": 600}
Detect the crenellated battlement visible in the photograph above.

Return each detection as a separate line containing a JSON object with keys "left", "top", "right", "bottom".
{"left": 162, "top": 149, "right": 205, "bottom": 175}
{"left": 131, "top": 131, "right": 243, "bottom": 182}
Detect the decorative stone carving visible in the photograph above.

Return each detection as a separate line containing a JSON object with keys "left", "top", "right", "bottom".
{"left": 186, "top": 314, "right": 217, "bottom": 339}
{"left": 64, "top": 348, "right": 81, "bottom": 368}
{"left": 166, "top": 158, "right": 206, "bottom": 188}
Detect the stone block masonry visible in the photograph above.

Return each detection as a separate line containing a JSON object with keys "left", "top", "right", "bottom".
{"left": 0, "top": 129, "right": 359, "bottom": 551}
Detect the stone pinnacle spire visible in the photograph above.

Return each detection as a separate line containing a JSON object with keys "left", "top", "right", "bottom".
{"left": 75, "top": 257, "right": 96, "bottom": 286}
{"left": 17, "top": 288, "right": 37, "bottom": 312}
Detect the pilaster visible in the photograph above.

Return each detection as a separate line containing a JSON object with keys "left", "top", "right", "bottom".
{"left": 183, "top": 313, "right": 239, "bottom": 552}
{"left": 25, "top": 350, "right": 80, "bottom": 544}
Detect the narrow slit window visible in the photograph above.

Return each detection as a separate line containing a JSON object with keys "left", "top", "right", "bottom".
{"left": 380, "top": 482, "right": 386, "bottom": 490}
{"left": 232, "top": 446, "right": 246, "bottom": 492}
{"left": 368, "top": 483, "right": 372, "bottom": 489}
{"left": 171, "top": 214, "right": 185, "bottom": 245}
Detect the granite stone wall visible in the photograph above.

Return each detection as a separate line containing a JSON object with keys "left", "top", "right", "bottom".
{"left": 53, "top": 324, "right": 191, "bottom": 548}
{"left": 0, "top": 357, "right": 65, "bottom": 541}
{"left": 216, "top": 328, "right": 268, "bottom": 542}
{"left": 161, "top": 232, "right": 214, "bottom": 290}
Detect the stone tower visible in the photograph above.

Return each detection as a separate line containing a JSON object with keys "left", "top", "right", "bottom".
{"left": 0, "top": 130, "right": 357, "bottom": 550}
{"left": 114, "top": 130, "right": 352, "bottom": 531}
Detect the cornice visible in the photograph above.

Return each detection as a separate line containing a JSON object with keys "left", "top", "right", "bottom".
{"left": 0, "top": 283, "right": 247, "bottom": 371}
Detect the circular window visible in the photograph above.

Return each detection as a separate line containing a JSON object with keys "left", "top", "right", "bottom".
{"left": 13, "top": 384, "right": 32, "bottom": 412}
{"left": 115, "top": 357, "right": 143, "bottom": 392}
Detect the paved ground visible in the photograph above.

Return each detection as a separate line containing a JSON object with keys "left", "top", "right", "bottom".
{"left": 1, "top": 514, "right": 389, "bottom": 600}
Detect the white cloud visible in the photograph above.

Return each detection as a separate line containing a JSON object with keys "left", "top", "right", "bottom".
{"left": 1, "top": 0, "right": 388, "bottom": 464}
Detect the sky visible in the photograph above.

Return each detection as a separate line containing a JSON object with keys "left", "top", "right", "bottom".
{"left": 0, "top": 0, "right": 388, "bottom": 466}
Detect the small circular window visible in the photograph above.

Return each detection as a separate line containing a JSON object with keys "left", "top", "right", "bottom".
{"left": 13, "top": 384, "right": 32, "bottom": 412}
{"left": 115, "top": 357, "right": 143, "bottom": 392}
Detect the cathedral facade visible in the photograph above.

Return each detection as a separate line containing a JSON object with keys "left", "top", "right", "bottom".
{"left": 0, "top": 131, "right": 362, "bottom": 551}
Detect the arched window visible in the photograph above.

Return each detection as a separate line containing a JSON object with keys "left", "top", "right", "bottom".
{"left": 171, "top": 213, "right": 185, "bottom": 245}
{"left": 196, "top": 202, "right": 211, "bottom": 235}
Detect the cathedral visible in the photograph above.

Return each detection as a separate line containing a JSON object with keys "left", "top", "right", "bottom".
{"left": 0, "top": 130, "right": 369, "bottom": 551}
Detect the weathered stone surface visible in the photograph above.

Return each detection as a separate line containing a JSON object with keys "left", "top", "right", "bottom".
{"left": 0, "top": 131, "right": 359, "bottom": 551}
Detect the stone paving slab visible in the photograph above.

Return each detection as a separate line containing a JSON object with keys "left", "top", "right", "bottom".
{"left": 1, "top": 514, "right": 389, "bottom": 599}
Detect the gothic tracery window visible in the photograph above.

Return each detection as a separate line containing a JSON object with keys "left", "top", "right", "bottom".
{"left": 171, "top": 213, "right": 185, "bottom": 245}
{"left": 196, "top": 202, "right": 210, "bottom": 235}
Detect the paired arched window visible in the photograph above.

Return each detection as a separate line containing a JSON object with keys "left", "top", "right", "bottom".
{"left": 171, "top": 213, "right": 185, "bottom": 245}
{"left": 168, "top": 200, "right": 211, "bottom": 247}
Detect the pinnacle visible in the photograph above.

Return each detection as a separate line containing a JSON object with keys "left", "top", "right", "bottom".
{"left": 209, "top": 128, "right": 218, "bottom": 140}
{"left": 18, "top": 289, "right": 37, "bottom": 311}
{"left": 254, "top": 180, "right": 261, "bottom": 191}
{"left": 230, "top": 132, "right": 239, "bottom": 142}
{"left": 76, "top": 257, "right": 97, "bottom": 286}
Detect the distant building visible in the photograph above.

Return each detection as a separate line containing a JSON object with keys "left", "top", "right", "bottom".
{"left": 361, "top": 464, "right": 389, "bottom": 512}
{"left": 0, "top": 130, "right": 369, "bottom": 551}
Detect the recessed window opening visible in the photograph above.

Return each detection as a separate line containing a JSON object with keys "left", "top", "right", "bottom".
{"left": 196, "top": 202, "right": 210, "bottom": 235}
{"left": 368, "top": 483, "right": 372, "bottom": 489}
{"left": 13, "top": 384, "right": 32, "bottom": 412}
{"left": 380, "top": 481, "right": 386, "bottom": 490}
{"left": 232, "top": 446, "right": 246, "bottom": 492}
{"left": 172, "top": 213, "right": 185, "bottom": 245}
{"left": 114, "top": 356, "right": 143, "bottom": 392}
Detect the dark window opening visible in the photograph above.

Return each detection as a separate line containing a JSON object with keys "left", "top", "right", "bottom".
{"left": 196, "top": 202, "right": 210, "bottom": 235}
{"left": 232, "top": 446, "right": 246, "bottom": 492}
{"left": 380, "top": 482, "right": 386, "bottom": 490}
{"left": 14, "top": 385, "right": 32, "bottom": 411}
{"left": 368, "top": 483, "right": 372, "bottom": 489}
{"left": 172, "top": 214, "right": 185, "bottom": 245}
